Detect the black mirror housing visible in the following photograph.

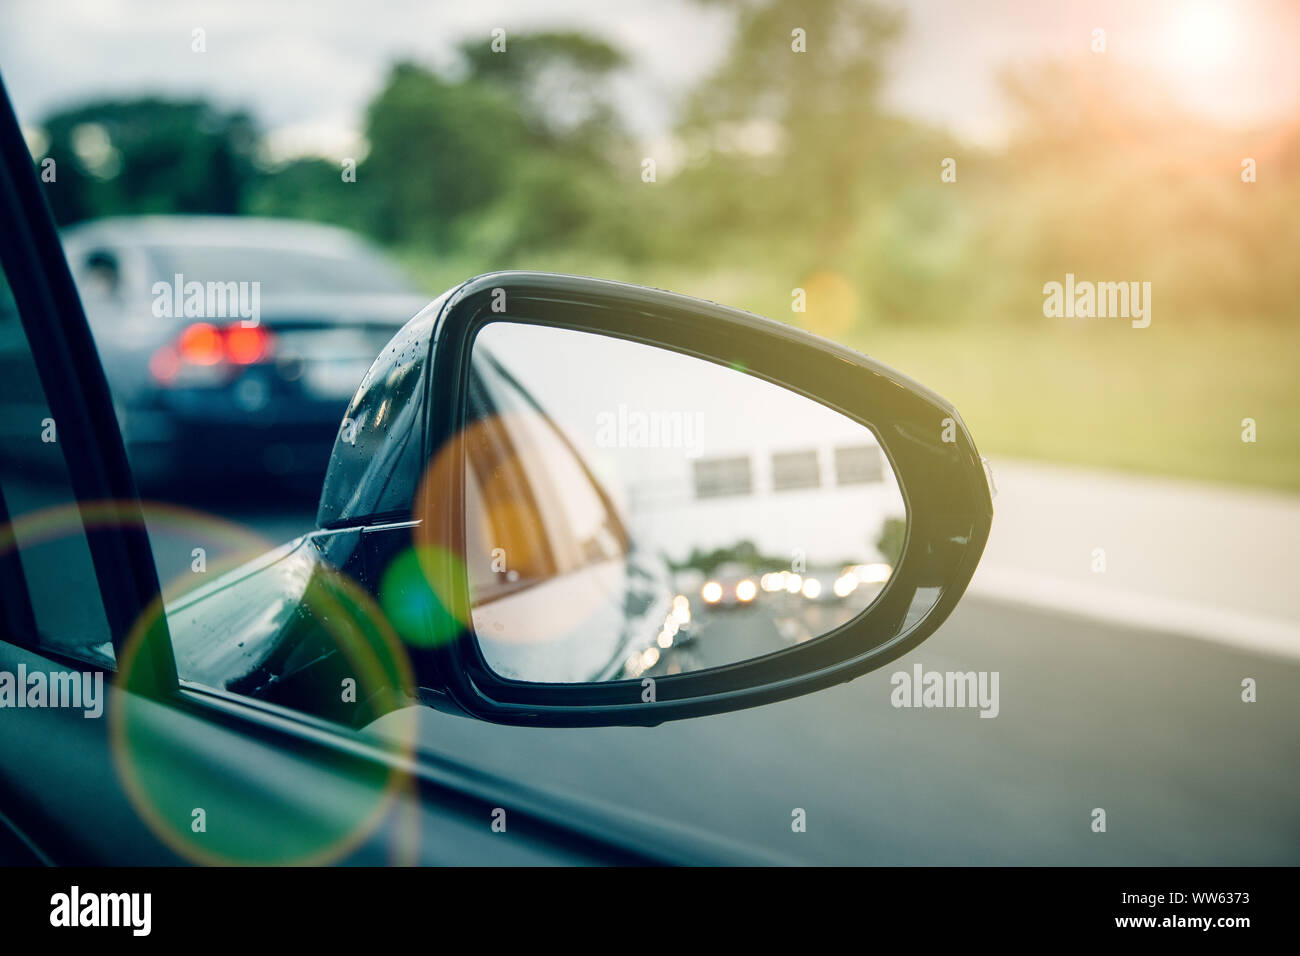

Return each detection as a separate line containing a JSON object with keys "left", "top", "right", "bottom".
{"left": 393, "top": 272, "right": 992, "bottom": 727}
{"left": 316, "top": 292, "right": 451, "bottom": 530}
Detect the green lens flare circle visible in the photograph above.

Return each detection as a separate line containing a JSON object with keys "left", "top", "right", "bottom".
{"left": 379, "top": 544, "right": 469, "bottom": 648}
{"left": 110, "top": 565, "right": 419, "bottom": 866}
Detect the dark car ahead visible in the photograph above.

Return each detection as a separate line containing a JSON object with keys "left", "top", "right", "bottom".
{"left": 60, "top": 216, "right": 427, "bottom": 491}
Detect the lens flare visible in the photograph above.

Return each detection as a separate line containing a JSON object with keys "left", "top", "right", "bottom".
{"left": 380, "top": 545, "right": 469, "bottom": 648}
{"left": 0, "top": 498, "right": 419, "bottom": 865}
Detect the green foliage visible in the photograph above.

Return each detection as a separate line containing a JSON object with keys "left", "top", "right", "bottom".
{"left": 355, "top": 35, "right": 634, "bottom": 254}
{"left": 360, "top": 61, "right": 524, "bottom": 249}
{"left": 244, "top": 157, "right": 365, "bottom": 229}
{"left": 37, "top": 98, "right": 258, "bottom": 224}
{"left": 458, "top": 30, "right": 627, "bottom": 156}
{"left": 672, "top": 540, "right": 787, "bottom": 576}
{"left": 677, "top": 0, "right": 905, "bottom": 254}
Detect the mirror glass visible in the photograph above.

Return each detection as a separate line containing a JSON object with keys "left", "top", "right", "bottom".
{"left": 461, "top": 322, "right": 907, "bottom": 684}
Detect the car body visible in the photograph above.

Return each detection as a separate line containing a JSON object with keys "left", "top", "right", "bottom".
{"left": 60, "top": 216, "right": 427, "bottom": 490}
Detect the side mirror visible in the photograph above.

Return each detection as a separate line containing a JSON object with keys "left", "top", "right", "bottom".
{"left": 321, "top": 273, "right": 992, "bottom": 727}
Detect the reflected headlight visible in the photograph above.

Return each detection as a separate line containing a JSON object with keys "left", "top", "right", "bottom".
{"left": 833, "top": 573, "right": 858, "bottom": 598}
{"left": 702, "top": 581, "right": 723, "bottom": 603}
{"left": 736, "top": 578, "right": 757, "bottom": 602}
{"left": 801, "top": 578, "right": 822, "bottom": 599}
{"left": 784, "top": 573, "right": 803, "bottom": 594}
{"left": 624, "top": 653, "right": 645, "bottom": 678}
{"left": 854, "top": 562, "right": 892, "bottom": 584}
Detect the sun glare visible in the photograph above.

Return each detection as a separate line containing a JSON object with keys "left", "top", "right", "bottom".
{"left": 1146, "top": 0, "right": 1261, "bottom": 120}
{"left": 1167, "top": 1, "right": 1242, "bottom": 68}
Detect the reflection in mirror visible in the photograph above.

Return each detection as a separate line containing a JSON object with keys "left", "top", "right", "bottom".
{"left": 463, "top": 322, "right": 907, "bottom": 684}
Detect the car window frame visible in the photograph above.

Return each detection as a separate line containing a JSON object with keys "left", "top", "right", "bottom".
{"left": 0, "top": 72, "right": 176, "bottom": 697}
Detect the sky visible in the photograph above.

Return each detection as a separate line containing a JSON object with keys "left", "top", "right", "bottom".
{"left": 2, "top": 0, "right": 1297, "bottom": 158}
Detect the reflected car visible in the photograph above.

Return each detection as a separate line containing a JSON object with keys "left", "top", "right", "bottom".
{"left": 700, "top": 562, "right": 760, "bottom": 609}
{"left": 797, "top": 567, "right": 852, "bottom": 604}
{"left": 60, "top": 216, "right": 428, "bottom": 491}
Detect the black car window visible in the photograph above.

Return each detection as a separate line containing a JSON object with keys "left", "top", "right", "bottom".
{"left": 68, "top": 247, "right": 124, "bottom": 305}
{"left": 0, "top": 252, "right": 114, "bottom": 667}
{"left": 145, "top": 243, "right": 413, "bottom": 296}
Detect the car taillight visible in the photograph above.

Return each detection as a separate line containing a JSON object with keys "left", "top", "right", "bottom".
{"left": 224, "top": 324, "right": 273, "bottom": 364}
{"left": 150, "top": 323, "right": 275, "bottom": 384}
{"left": 178, "top": 322, "right": 224, "bottom": 365}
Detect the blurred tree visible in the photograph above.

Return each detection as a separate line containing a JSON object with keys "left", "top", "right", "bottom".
{"left": 360, "top": 39, "right": 638, "bottom": 256}
{"left": 674, "top": 539, "right": 787, "bottom": 575}
{"left": 458, "top": 30, "right": 628, "bottom": 160}
{"left": 245, "top": 157, "right": 369, "bottom": 231}
{"left": 36, "top": 98, "right": 258, "bottom": 224}
{"left": 361, "top": 61, "right": 524, "bottom": 249}
{"left": 454, "top": 31, "right": 643, "bottom": 258}
{"left": 680, "top": 0, "right": 905, "bottom": 259}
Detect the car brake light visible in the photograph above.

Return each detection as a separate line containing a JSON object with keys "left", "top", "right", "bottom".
{"left": 149, "top": 323, "right": 275, "bottom": 385}
{"left": 177, "top": 322, "right": 224, "bottom": 365}
{"left": 224, "top": 324, "right": 273, "bottom": 364}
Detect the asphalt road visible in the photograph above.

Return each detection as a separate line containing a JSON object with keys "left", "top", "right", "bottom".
{"left": 386, "top": 596, "right": 1300, "bottom": 865}
{"left": 647, "top": 606, "right": 787, "bottom": 676}
{"left": 150, "top": 503, "right": 1300, "bottom": 865}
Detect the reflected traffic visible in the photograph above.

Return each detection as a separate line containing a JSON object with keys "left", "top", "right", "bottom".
{"left": 465, "top": 322, "right": 908, "bottom": 684}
